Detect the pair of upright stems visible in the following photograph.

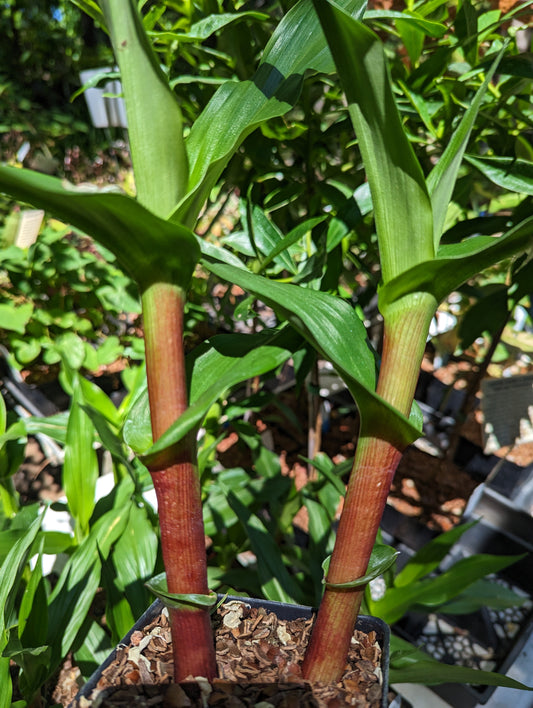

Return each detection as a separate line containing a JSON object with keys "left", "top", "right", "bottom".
{"left": 143, "top": 279, "right": 434, "bottom": 684}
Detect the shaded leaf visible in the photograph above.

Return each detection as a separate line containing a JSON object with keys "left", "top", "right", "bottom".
{"left": 0, "top": 167, "right": 200, "bottom": 292}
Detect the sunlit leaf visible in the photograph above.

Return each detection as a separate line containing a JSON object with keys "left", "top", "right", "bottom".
{"left": 151, "top": 12, "right": 269, "bottom": 43}
{"left": 427, "top": 46, "right": 508, "bottom": 246}
{"left": 312, "top": 0, "right": 434, "bottom": 282}
{"left": 63, "top": 377, "right": 99, "bottom": 540}
{"left": 380, "top": 216, "right": 533, "bottom": 311}
{"left": 101, "top": 0, "right": 188, "bottom": 217}
{"left": 464, "top": 154, "right": 533, "bottom": 196}
{"left": 172, "top": 0, "right": 368, "bottom": 227}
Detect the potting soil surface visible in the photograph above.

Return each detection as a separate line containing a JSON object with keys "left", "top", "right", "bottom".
{"left": 70, "top": 601, "right": 384, "bottom": 707}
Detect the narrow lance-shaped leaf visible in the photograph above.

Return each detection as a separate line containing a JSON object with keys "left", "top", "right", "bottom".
{"left": 204, "top": 261, "right": 422, "bottom": 446}
{"left": 364, "top": 9, "right": 447, "bottom": 37}
{"left": 172, "top": 0, "right": 368, "bottom": 227}
{"left": 390, "top": 636, "right": 533, "bottom": 690}
{"left": 125, "top": 328, "right": 302, "bottom": 468}
{"left": 464, "top": 154, "right": 533, "bottom": 196}
{"left": 0, "top": 512, "right": 43, "bottom": 653}
{"left": 312, "top": 0, "right": 434, "bottom": 282}
{"left": 100, "top": 0, "right": 188, "bottom": 217}
{"left": 394, "top": 520, "right": 478, "bottom": 588}
{"left": 151, "top": 11, "right": 269, "bottom": 43}
{"left": 427, "top": 45, "right": 508, "bottom": 248}
{"left": 63, "top": 377, "right": 101, "bottom": 540}
{"left": 380, "top": 215, "right": 533, "bottom": 312}
{"left": 47, "top": 478, "right": 133, "bottom": 665}
{"left": 371, "top": 553, "right": 525, "bottom": 624}
{"left": 0, "top": 167, "right": 200, "bottom": 292}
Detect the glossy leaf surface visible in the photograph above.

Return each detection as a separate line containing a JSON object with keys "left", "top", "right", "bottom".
{"left": 205, "top": 262, "right": 422, "bottom": 445}
{"left": 464, "top": 155, "right": 533, "bottom": 195}
{"left": 380, "top": 216, "right": 533, "bottom": 312}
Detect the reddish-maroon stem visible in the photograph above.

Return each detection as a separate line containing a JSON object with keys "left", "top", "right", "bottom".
{"left": 143, "top": 282, "right": 216, "bottom": 681}
{"left": 302, "top": 296, "right": 435, "bottom": 682}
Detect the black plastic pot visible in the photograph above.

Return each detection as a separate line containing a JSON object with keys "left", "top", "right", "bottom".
{"left": 71, "top": 596, "right": 390, "bottom": 707}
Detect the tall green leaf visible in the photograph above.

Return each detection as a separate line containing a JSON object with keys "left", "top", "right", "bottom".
{"left": 371, "top": 553, "right": 525, "bottom": 624}
{"left": 47, "top": 478, "right": 133, "bottom": 666}
{"left": 0, "top": 167, "right": 200, "bottom": 291}
{"left": 312, "top": 0, "right": 434, "bottom": 282}
{"left": 172, "top": 0, "right": 367, "bottom": 227}
{"left": 0, "top": 656, "right": 11, "bottom": 708}
{"left": 100, "top": 0, "right": 188, "bottom": 217}
{"left": 0, "top": 513, "right": 42, "bottom": 654}
{"left": 427, "top": 46, "right": 508, "bottom": 247}
{"left": 63, "top": 377, "right": 99, "bottom": 540}
{"left": 394, "top": 521, "right": 478, "bottom": 588}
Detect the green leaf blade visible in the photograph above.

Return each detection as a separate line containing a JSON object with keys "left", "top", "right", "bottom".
{"left": 0, "top": 167, "right": 200, "bottom": 291}
{"left": 204, "top": 261, "right": 421, "bottom": 446}
{"left": 101, "top": 0, "right": 188, "bottom": 217}
{"left": 312, "top": 0, "right": 434, "bottom": 282}
{"left": 173, "top": 0, "right": 367, "bottom": 227}
{"left": 380, "top": 216, "right": 533, "bottom": 310}
{"left": 427, "top": 46, "right": 508, "bottom": 247}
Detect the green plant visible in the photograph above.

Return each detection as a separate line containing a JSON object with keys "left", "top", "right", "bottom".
{"left": 0, "top": 219, "right": 142, "bottom": 372}
{"left": 0, "top": 0, "right": 373, "bottom": 687}
{"left": 0, "top": 0, "right": 532, "bottom": 700}
{"left": 198, "top": 0, "right": 533, "bottom": 685}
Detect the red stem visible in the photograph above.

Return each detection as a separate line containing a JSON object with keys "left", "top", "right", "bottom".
{"left": 143, "top": 282, "right": 216, "bottom": 681}
{"left": 302, "top": 296, "right": 435, "bottom": 682}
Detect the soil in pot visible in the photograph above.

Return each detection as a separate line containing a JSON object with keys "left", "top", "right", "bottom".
{"left": 71, "top": 600, "right": 386, "bottom": 708}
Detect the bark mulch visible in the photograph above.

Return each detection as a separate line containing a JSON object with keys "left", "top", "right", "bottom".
{"left": 71, "top": 601, "right": 384, "bottom": 708}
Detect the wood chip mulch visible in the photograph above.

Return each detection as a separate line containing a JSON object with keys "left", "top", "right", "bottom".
{"left": 71, "top": 601, "right": 384, "bottom": 708}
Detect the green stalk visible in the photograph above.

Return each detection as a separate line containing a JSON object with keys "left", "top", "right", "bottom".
{"left": 142, "top": 282, "right": 216, "bottom": 681}
{"left": 302, "top": 292, "right": 435, "bottom": 682}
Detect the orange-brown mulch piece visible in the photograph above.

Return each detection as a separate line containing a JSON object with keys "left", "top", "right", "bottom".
{"left": 72, "top": 602, "right": 383, "bottom": 707}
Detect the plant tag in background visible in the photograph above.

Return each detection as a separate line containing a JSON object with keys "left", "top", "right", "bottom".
{"left": 481, "top": 374, "right": 533, "bottom": 452}
{"left": 14, "top": 210, "right": 44, "bottom": 248}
